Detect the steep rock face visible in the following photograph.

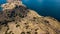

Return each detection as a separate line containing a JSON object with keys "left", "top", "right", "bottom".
{"left": 0, "top": 1, "right": 60, "bottom": 34}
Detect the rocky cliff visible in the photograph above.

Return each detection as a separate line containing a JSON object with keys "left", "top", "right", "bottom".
{"left": 0, "top": 1, "right": 60, "bottom": 34}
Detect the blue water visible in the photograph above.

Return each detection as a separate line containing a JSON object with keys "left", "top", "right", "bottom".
{"left": 0, "top": 0, "right": 7, "bottom": 10}
{"left": 22, "top": 0, "right": 60, "bottom": 21}
{"left": 0, "top": 0, "right": 7, "bottom": 5}
{"left": 0, "top": 0, "right": 60, "bottom": 21}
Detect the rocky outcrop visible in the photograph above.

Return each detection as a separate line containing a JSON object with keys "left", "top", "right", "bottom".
{"left": 1, "top": 1, "right": 24, "bottom": 10}
{"left": 0, "top": 1, "right": 60, "bottom": 34}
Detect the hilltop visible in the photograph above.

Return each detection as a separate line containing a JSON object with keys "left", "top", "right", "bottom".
{"left": 0, "top": 1, "right": 60, "bottom": 34}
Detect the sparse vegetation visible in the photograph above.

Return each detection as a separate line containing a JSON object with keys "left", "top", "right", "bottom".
{"left": 0, "top": 5, "right": 29, "bottom": 26}
{"left": 35, "top": 32, "right": 38, "bottom": 34}
{"left": 25, "top": 25, "right": 29, "bottom": 29}
{"left": 26, "top": 32, "right": 31, "bottom": 34}
{"left": 0, "top": 1, "right": 60, "bottom": 34}
{"left": 21, "top": 32, "right": 25, "bottom": 34}
{"left": 16, "top": 24, "right": 20, "bottom": 27}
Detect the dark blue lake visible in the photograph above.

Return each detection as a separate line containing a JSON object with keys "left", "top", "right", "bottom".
{"left": 22, "top": 0, "right": 60, "bottom": 21}
{"left": 0, "top": 0, "right": 60, "bottom": 21}
{"left": 0, "top": 0, "right": 7, "bottom": 5}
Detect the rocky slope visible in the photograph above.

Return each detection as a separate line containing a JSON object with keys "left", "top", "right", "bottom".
{"left": 0, "top": 1, "right": 60, "bottom": 34}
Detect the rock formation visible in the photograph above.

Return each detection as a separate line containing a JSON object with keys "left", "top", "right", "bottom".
{"left": 0, "top": 1, "right": 60, "bottom": 34}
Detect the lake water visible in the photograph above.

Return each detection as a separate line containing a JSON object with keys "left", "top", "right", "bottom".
{"left": 0, "top": 0, "right": 60, "bottom": 21}
{"left": 0, "top": 0, "right": 7, "bottom": 11}
{"left": 22, "top": 0, "right": 60, "bottom": 21}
